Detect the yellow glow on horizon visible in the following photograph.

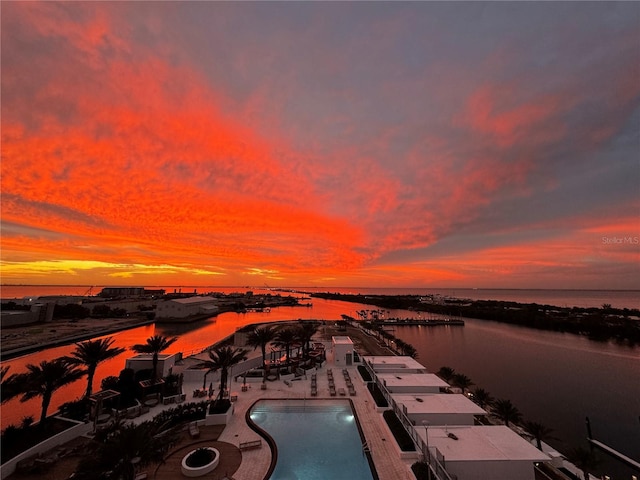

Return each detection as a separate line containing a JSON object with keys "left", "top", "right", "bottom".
{"left": 1, "top": 260, "right": 226, "bottom": 280}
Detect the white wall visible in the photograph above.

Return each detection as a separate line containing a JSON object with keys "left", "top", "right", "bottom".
{"left": 125, "top": 354, "right": 177, "bottom": 377}
{"left": 409, "top": 412, "right": 476, "bottom": 426}
{"left": 386, "top": 384, "right": 442, "bottom": 394}
{"left": 0, "top": 418, "right": 92, "bottom": 479}
{"left": 445, "top": 460, "right": 535, "bottom": 480}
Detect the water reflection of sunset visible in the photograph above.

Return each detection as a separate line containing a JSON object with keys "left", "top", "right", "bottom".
{"left": 0, "top": 297, "right": 381, "bottom": 429}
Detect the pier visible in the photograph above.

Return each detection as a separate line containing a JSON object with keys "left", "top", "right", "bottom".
{"left": 588, "top": 439, "right": 640, "bottom": 471}
{"left": 585, "top": 416, "right": 640, "bottom": 471}
{"left": 373, "top": 318, "right": 464, "bottom": 326}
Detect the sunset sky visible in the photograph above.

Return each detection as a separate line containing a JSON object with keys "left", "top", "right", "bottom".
{"left": 1, "top": 2, "right": 638, "bottom": 289}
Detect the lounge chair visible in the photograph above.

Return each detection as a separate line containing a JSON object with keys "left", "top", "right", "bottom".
{"left": 239, "top": 440, "right": 262, "bottom": 450}
{"left": 188, "top": 422, "right": 200, "bottom": 439}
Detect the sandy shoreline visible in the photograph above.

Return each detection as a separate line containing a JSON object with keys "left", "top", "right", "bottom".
{"left": 0, "top": 317, "right": 154, "bottom": 361}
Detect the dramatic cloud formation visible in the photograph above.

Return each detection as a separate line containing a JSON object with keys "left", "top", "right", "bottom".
{"left": 1, "top": 2, "right": 638, "bottom": 288}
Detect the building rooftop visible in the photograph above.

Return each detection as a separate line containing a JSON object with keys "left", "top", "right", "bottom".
{"left": 418, "top": 425, "right": 550, "bottom": 462}
{"left": 128, "top": 353, "right": 175, "bottom": 360}
{"left": 362, "top": 355, "right": 426, "bottom": 372}
{"left": 377, "top": 372, "right": 449, "bottom": 389}
{"left": 332, "top": 336, "right": 354, "bottom": 345}
{"left": 393, "top": 393, "right": 487, "bottom": 416}
{"left": 169, "top": 296, "right": 218, "bottom": 305}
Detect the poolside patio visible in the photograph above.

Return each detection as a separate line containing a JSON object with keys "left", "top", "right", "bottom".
{"left": 129, "top": 342, "right": 416, "bottom": 480}
{"left": 8, "top": 330, "right": 413, "bottom": 480}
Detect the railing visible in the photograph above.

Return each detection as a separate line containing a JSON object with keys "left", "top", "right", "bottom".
{"left": 376, "top": 377, "right": 454, "bottom": 480}
{"left": 362, "top": 440, "right": 371, "bottom": 456}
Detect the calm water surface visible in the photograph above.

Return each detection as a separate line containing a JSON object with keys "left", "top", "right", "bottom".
{"left": 1, "top": 289, "right": 639, "bottom": 478}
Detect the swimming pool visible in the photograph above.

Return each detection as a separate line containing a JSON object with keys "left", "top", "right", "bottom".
{"left": 249, "top": 399, "right": 376, "bottom": 480}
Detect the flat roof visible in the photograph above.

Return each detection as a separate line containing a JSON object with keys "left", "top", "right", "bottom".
{"left": 170, "top": 296, "right": 217, "bottom": 305}
{"left": 128, "top": 353, "right": 174, "bottom": 360}
{"left": 362, "top": 355, "right": 426, "bottom": 371}
{"left": 377, "top": 372, "right": 449, "bottom": 389}
{"left": 392, "top": 393, "right": 487, "bottom": 415}
{"left": 332, "top": 336, "right": 354, "bottom": 345}
{"left": 418, "top": 425, "right": 550, "bottom": 462}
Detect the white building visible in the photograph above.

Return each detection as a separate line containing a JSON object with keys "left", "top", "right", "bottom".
{"left": 418, "top": 425, "right": 549, "bottom": 480}
{"left": 362, "top": 355, "right": 427, "bottom": 374}
{"left": 332, "top": 336, "right": 355, "bottom": 366}
{"left": 125, "top": 353, "right": 179, "bottom": 378}
{"left": 156, "top": 296, "right": 219, "bottom": 320}
{"left": 377, "top": 372, "right": 449, "bottom": 393}
{"left": 392, "top": 393, "right": 487, "bottom": 426}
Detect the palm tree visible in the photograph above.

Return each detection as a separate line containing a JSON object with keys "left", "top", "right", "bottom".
{"left": 437, "top": 366, "right": 456, "bottom": 383}
{"left": 570, "top": 446, "right": 600, "bottom": 480}
{"left": 403, "top": 344, "right": 418, "bottom": 359}
{"left": 471, "top": 388, "right": 494, "bottom": 409}
{"left": 493, "top": 398, "right": 522, "bottom": 427}
{"left": 131, "top": 335, "right": 178, "bottom": 382}
{"left": 523, "top": 420, "right": 555, "bottom": 450}
{"left": 74, "top": 420, "right": 179, "bottom": 480}
{"left": 197, "top": 346, "right": 248, "bottom": 403}
{"left": 0, "top": 366, "right": 28, "bottom": 404}
{"left": 20, "top": 359, "right": 86, "bottom": 425}
{"left": 65, "top": 337, "right": 125, "bottom": 397}
{"left": 452, "top": 373, "right": 474, "bottom": 394}
{"left": 295, "top": 321, "right": 319, "bottom": 358}
{"left": 246, "top": 325, "right": 277, "bottom": 369}
{"left": 273, "top": 327, "right": 297, "bottom": 363}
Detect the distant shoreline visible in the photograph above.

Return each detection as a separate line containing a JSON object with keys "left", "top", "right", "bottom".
{"left": 311, "top": 292, "right": 640, "bottom": 345}
{"left": 0, "top": 318, "right": 154, "bottom": 361}
{"left": 2, "top": 283, "right": 639, "bottom": 290}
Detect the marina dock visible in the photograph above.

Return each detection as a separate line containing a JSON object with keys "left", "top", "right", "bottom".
{"left": 373, "top": 318, "right": 465, "bottom": 326}
{"left": 588, "top": 438, "right": 640, "bottom": 471}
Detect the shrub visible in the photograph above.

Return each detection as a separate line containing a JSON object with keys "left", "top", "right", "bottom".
{"left": 367, "top": 382, "right": 388, "bottom": 407}
{"left": 59, "top": 398, "right": 91, "bottom": 421}
{"left": 209, "top": 399, "right": 231, "bottom": 415}
{"left": 185, "top": 447, "right": 215, "bottom": 467}
{"left": 411, "top": 461, "right": 430, "bottom": 480}
{"left": 101, "top": 376, "right": 119, "bottom": 391}
{"left": 1, "top": 418, "right": 77, "bottom": 463}
{"left": 383, "top": 410, "right": 416, "bottom": 451}
{"left": 153, "top": 401, "right": 208, "bottom": 428}
{"left": 357, "top": 365, "right": 372, "bottom": 382}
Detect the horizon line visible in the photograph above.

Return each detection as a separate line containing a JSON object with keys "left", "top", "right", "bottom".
{"left": 1, "top": 284, "right": 639, "bottom": 293}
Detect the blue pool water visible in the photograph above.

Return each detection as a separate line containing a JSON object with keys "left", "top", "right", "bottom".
{"left": 249, "top": 400, "right": 376, "bottom": 480}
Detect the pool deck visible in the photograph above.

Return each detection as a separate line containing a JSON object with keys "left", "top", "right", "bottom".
{"left": 133, "top": 349, "right": 415, "bottom": 480}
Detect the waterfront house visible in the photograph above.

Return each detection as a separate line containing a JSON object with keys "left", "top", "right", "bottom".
{"left": 391, "top": 393, "right": 487, "bottom": 426}
{"left": 417, "top": 425, "right": 550, "bottom": 480}
{"left": 362, "top": 355, "right": 428, "bottom": 374}
{"left": 376, "top": 372, "right": 449, "bottom": 393}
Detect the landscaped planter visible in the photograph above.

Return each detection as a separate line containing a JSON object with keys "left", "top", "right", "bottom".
{"left": 205, "top": 403, "right": 234, "bottom": 425}
{"left": 181, "top": 447, "right": 220, "bottom": 477}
